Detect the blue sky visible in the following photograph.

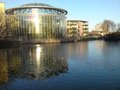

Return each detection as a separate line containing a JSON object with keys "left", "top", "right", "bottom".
{"left": 2, "top": 0, "right": 120, "bottom": 31}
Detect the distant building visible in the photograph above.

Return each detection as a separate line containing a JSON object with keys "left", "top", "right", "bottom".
{"left": 95, "top": 23, "right": 102, "bottom": 32}
{"left": 93, "top": 23, "right": 109, "bottom": 36}
{"left": 67, "top": 20, "right": 88, "bottom": 38}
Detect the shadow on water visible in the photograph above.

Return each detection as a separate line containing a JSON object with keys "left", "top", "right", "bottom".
{"left": 0, "top": 44, "right": 68, "bottom": 84}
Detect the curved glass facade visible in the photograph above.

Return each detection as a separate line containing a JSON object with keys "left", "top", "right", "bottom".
{"left": 6, "top": 3, "right": 67, "bottom": 40}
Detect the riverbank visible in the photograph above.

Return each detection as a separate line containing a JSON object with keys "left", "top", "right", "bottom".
{"left": 0, "top": 38, "right": 75, "bottom": 45}
{"left": 78, "top": 36, "right": 104, "bottom": 41}
{"left": 104, "top": 32, "right": 120, "bottom": 41}
{"left": 0, "top": 36, "right": 104, "bottom": 45}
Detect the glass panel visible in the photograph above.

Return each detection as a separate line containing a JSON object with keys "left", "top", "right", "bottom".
{"left": 6, "top": 9, "right": 67, "bottom": 40}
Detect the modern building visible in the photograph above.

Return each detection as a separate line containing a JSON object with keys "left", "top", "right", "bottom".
{"left": 67, "top": 20, "right": 88, "bottom": 38}
{"left": 5, "top": 3, "right": 67, "bottom": 43}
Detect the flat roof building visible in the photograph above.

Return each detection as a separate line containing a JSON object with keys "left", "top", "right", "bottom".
{"left": 67, "top": 20, "right": 88, "bottom": 38}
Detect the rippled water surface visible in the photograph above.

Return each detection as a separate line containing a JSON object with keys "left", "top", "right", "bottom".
{"left": 0, "top": 40, "right": 120, "bottom": 90}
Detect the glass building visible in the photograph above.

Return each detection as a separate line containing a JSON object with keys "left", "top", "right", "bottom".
{"left": 6, "top": 3, "right": 67, "bottom": 41}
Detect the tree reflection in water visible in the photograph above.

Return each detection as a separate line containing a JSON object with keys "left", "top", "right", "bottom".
{"left": 0, "top": 51, "right": 8, "bottom": 84}
{"left": 0, "top": 44, "right": 68, "bottom": 84}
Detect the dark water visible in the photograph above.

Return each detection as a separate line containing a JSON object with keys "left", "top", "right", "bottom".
{"left": 0, "top": 40, "right": 120, "bottom": 90}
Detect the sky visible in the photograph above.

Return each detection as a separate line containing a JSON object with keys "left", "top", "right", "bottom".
{"left": 1, "top": 0, "right": 120, "bottom": 31}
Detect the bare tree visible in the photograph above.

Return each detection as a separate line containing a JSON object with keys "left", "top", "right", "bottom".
{"left": 0, "top": 9, "right": 19, "bottom": 38}
{"left": 117, "top": 23, "right": 120, "bottom": 32}
{"left": 0, "top": 10, "right": 6, "bottom": 38}
{"left": 101, "top": 20, "right": 116, "bottom": 33}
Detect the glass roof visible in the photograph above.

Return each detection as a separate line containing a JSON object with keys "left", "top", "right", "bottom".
{"left": 6, "top": 3, "right": 68, "bottom": 15}
{"left": 22, "top": 3, "right": 54, "bottom": 8}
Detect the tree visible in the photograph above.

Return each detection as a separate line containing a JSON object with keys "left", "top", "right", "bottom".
{"left": 101, "top": 20, "right": 116, "bottom": 33}
{"left": 0, "top": 10, "right": 6, "bottom": 38}
{"left": 117, "top": 23, "right": 120, "bottom": 32}
{"left": 0, "top": 9, "right": 19, "bottom": 38}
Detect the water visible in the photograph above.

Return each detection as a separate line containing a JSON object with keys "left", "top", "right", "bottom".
{"left": 0, "top": 40, "right": 120, "bottom": 90}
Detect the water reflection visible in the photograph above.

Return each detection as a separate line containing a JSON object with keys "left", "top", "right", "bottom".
{"left": 0, "top": 42, "right": 89, "bottom": 84}
{"left": 1, "top": 41, "right": 120, "bottom": 90}
{"left": 0, "top": 44, "right": 68, "bottom": 84}
{"left": 67, "top": 41, "right": 88, "bottom": 58}
{"left": 0, "top": 51, "right": 8, "bottom": 84}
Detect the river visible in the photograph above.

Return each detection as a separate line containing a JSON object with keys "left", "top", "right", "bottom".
{"left": 0, "top": 40, "right": 120, "bottom": 90}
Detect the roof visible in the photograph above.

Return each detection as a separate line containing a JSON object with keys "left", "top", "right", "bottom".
{"left": 21, "top": 3, "right": 54, "bottom": 8}
{"left": 67, "top": 20, "right": 88, "bottom": 23}
{"left": 6, "top": 3, "right": 67, "bottom": 15}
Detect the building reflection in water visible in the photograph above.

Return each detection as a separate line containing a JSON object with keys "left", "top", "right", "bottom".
{"left": 0, "top": 44, "right": 68, "bottom": 84}
{"left": 67, "top": 41, "right": 88, "bottom": 58}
